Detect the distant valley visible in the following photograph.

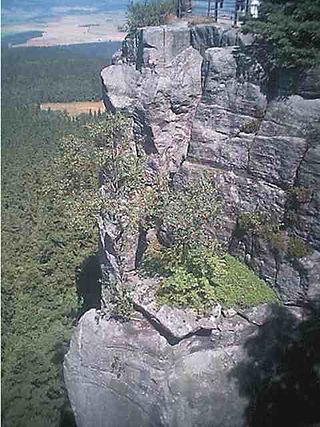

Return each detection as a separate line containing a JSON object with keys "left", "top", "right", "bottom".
{"left": 2, "top": 0, "right": 129, "bottom": 46}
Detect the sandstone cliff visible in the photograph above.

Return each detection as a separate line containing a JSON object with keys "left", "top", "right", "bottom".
{"left": 64, "top": 22, "right": 320, "bottom": 427}
{"left": 101, "top": 22, "right": 320, "bottom": 303}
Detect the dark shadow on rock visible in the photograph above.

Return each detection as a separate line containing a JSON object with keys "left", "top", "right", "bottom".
{"left": 59, "top": 400, "right": 77, "bottom": 427}
{"left": 76, "top": 254, "right": 102, "bottom": 319}
{"left": 230, "top": 302, "right": 320, "bottom": 427}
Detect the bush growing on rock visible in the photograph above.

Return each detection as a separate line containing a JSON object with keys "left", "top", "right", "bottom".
{"left": 287, "top": 237, "right": 311, "bottom": 259}
{"left": 155, "top": 172, "right": 219, "bottom": 261}
{"left": 242, "top": 0, "right": 320, "bottom": 71}
{"left": 156, "top": 248, "right": 277, "bottom": 312}
{"left": 53, "top": 115, "right": 277, "bottom": 317}
{"left": 51, "top": 113, "right": 219, "bottom": 312}
{"left": 236, "top": 211, "right": 312, "bottom": 259}
{"left": 239, "top": 119, "right": 261, "bottom": 134}
{"left": 127, "top": 0, "right": 176, "bottom": 33}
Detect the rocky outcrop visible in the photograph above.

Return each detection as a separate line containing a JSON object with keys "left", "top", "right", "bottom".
{"left": 64, "top": 23, "right": 320, "bottom": 427}
{"left": 64, "top": 303, "right": 308, "bottom": 427}
{"left": 103, "top": 25, "right": 203, "bottom": 161}
{"left": 101, "top": 23, "right": 320, "bottom": 304}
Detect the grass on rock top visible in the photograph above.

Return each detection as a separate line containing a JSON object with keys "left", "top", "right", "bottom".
{"left": 142, "top": 248, "right": 278, "bottom": 314}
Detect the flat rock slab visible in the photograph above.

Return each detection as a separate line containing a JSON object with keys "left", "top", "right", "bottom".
{"left": 132, "top": 278, "right": 221, "bottom": 339}
{"left": 64, "top": 304, "right": 305, "bottom": 427}
{"left": 64, "top": 310, "right": 249, "bottom": 427}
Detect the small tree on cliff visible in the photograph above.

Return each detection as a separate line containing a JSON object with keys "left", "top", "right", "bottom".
{"left": 242, "top": 0, "right": 320, "bottom": 70}
{"left": 51, "top": 113, "right": 220, "bottom": 317}
{"left": 126, "top": 0, "right": 176, "bottom": 33}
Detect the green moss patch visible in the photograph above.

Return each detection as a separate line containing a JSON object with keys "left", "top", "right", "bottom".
{"left": 156, "top": 250, "right": 277, "bottom": 313}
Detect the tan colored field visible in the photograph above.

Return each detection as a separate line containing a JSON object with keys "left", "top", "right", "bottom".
{"left": 40, "top": 100, "right": 105, "bottom": 117}
{"left": 6, "top": 13, "right": 126, "bottom": 47}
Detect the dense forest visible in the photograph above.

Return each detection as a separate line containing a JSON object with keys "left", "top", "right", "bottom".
{"left": 2, "top": 1, "right": 320, "bottom": 425}
{"left": 1, "top": 41, "right": 120, "bottom": 105}
{"left": 1, "top": 42, "right": 119, "bottom": 427}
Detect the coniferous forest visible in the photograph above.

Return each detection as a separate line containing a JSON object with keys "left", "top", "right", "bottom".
{"left": 1, "top": 42, "right": 119, "bottom": 427}
{"left": 2, "top": 1, "right": 320, "bottom": 426}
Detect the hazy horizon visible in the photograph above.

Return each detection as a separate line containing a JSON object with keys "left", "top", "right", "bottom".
{"left": 2, "top": 0, "right": 130, "bottom": 35}
{"left": 2, "top": 0, "right": 131, "bottom": 45}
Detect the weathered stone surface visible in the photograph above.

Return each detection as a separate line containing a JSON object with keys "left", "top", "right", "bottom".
{"left": 64, "top": 309, "right": 249, "bottom": 427}
{"left": 101, "top": 64, "right": 140, "bottom": 111}
{"left": 300, "top": 250, "right": 320, "bottom": 302}
{"left": 137, "top": 24, "right": 191, "bottom": 68}
{"left": 64, "top": 304, "right": 306, "bottom": 427}
{"left": 184, "top": 44, "right": 320, "bottom": 301}
{"left": 298, "top": 66, "right": 320, "bottom": 99}
{"left": 249, "top": 96, "right": 320, "bottom": 188}
{"left": 190, "top": 24, "right": 253, "bottom": 52}
{"left": 100, "top": 22, "right": 320, "bottom": 312}
{"left": 249, "top": 134, "right": 306, "bottom": 188}
{"left": 65, "top": 23, "right": 320, "bottom": 427}
{"left": 132, "top": 278, "right": 220, "bottom": 339}
{"left": 275, "top": 262, "right": 304, "bottom": 303}
{"left": 292, "top": 141, "right": 320, "bottom": 248}
{"left": 102, "top": 42, "right": 202, "bottom": 162}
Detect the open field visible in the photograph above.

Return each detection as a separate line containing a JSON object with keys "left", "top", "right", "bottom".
{"left": 40, "top": 100, "right": 105, "bottom": 117}
{"left": 2, "top": 11, "right": 127, "bottom": 47}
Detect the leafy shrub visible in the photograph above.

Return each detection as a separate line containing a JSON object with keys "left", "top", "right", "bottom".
{"left": 237, "top": 212, "right": 312, "bottom": 259}
{"left": 54, "top": 112, "right": 220, "bottom": 319}
{"left": 127, "top": 0, "right": 176, "bottom": 33}
{"left": 268, "top": 231, "right": 288, "bottom": 252}
{"left": 237, "top": 212, "right": 277, "bottom": 235}
{"left": 156, "top": 248, "right": 277, "bottom": 312}
{"left": 158, "top": 267, "right": 216, "bottom": 312}
{"left": 156, "top": 173, "right": 219, "bottom": 260}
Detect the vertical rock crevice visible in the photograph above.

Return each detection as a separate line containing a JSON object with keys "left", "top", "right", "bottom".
{"left": 101, "top": 23, "right": 320, "bottom": 304}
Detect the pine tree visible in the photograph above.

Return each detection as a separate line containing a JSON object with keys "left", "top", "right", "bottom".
{"left": 243, "top": 0, "right": 320, "bottom": 70}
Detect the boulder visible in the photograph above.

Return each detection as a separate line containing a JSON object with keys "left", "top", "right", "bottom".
{"left": 64, "top": 303, "right": 306, "bottom": 427}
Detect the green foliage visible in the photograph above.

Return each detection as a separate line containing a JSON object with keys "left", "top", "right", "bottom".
{"left": 237, "top": 212, "right": 312, "bottom": 259}
{"left": 49, "top": 113, "right": 149, "bottom": 318}
{"left": 1, "top": 42, "right": 120, "bottom": 106}
{"left": 53, "top": 114, "right": 219, "bottom": 319}
{"left": 1, "top": 106, "right": 102, "bottom": 426}
{"left": 242, "top": 0, "right": 320, "bottom": 70}
{"left": 287, "top": 237, "right": 310, "bottom": 259}
{"left": 156, "top": 248, "right": 277, "bottom": 312}
{"left": 237, "top": 212, "right": 278, "bottom": 235}
{"left": 291, "top": 186, "right": 312, "bottom": 204}
{"left": 240, "top": 119, "right": 261, "bottom": 134}
{"left": 1, "top": 43, "right": 122, "bottom": 426}
{"left": 127, "top": 0, "right": 175, "bottom": 33}
{"left": 47, "top": 113, "right": 144, "bottom": 236}
{"left": 101, "top": 277, "right": 134, "bottom": 320}
{"left": 158, "top": 267, "right": 217, "bottom": 312}
{"left": 156, "top": 173, "right": 219, "bottom": 260}
{"left": 267, "top": 231, "right": 288, "bottom": 253}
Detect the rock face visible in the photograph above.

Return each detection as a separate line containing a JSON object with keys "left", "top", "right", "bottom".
{"left": 64, "top": 304, "right": 306, "bottom": 427}
{"left": 65, "top": 23, "right": 320, "bottom": 427}
{"left": 101, "top": 22, "right": 320, "bottom": 303}
{"left": 102, "top": 25, "right": 203, "bottom": 161}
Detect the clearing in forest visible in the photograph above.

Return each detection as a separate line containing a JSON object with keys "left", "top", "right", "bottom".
{"left": 40, "top": 100, "right": 105, "bottom": 117}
